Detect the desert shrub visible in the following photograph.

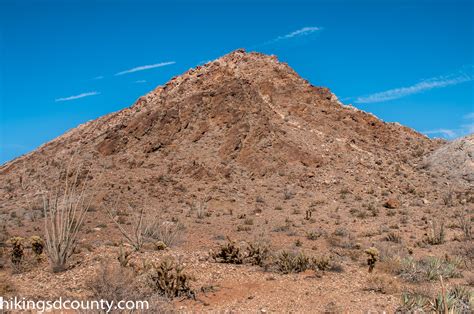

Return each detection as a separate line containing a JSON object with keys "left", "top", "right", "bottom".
{"left": 8, "top": 237, "right": 24, "bottom": 272}
{"left": 306, "top": 229, "right": 324, "bottom": 240}
{"left": 455, "top": 210, "right": 472, "bottom": 241}
{"left": 398, "top": 256, "right": 462, "bottom": 282}
{"left": 211, "top": 239, "right": 245, "bottom": 264}
{"left": 246, "top": 241, "right": 271, "bottom": 267}
{"left": 148, "top": 258, "right": 195, "bottom": 299}
{"left": 364, "top": 247, "right": 379, "bottom": 273}
{"left": 365, "top": 274, "right": 400, "bottom": 294}
{"left": 87, "top": 263, "right": 143, "bottom": 301}
{"left": 384, "top": 232, "right": 402, "bottom": 243}
{"left": 29, "top": 236, "right": 44, "bottom": 261}
{"left": 212, "top": 239, "right": 272, "bottom": 268}
{"left": 274, "top": 251, "right": 310, "bottom": 274}
{"left": 327, "top": 228, "right": 357, "bottom": 249}
{"left": 144, "top": 220, "right": 184, "bottom": 247}
{"left": 106, "top": 203, "right": 148, "bottom": 251}
{"left": 424, "top": 220, "right": 445, "bottom": 245}
{"left": 311, "top": 255, "right": 343, "bottom": 272}
{"left": 43, "top": 162, "right": 95, "bottom": 272}
{"left": 398, "top": 285, "right": 472, "bottom": 313}
{"left": 272, "top": 223, "right": 291, "bottom": 233}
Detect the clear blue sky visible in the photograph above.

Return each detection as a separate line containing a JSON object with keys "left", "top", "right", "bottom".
{"left": 1, "top": 0, "right": 473, "bottom": 164}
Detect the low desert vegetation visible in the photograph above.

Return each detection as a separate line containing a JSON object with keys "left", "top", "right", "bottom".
{"left": 365, "top": 274, "right": 400, "bottom": 294}
{"left": 424, "top": 220, "right": 446, "bottom": 245}
{"left": 107, "top": 201, "right": 185, "bottom": 251}
{"left": 211, "top": 239, "right": 342, "bottom": 274}
{"left": 148, "top": 258, "right": 195, "bottom": 299}
{"left": 5, "top": 235, "right": 45, "bottom": 273}
{"left": 398, "top": 285, "right": 472, "bottom": 313}
{"left": 87, "top": 262, "right": 144, "bottom": 302}
{"left": 42, "top": 161, "right": 95, "bottom": 272}
{"left": 88, "top": 256, "right": 196, "bottom": 301}
{"left": 397, "top": 256, "right": 463, "bottom": 282}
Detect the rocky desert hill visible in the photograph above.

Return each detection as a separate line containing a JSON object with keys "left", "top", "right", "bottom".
{"left": 0, "top": 50, "right": 472, "bottom": 312}
{"left": 423, "top": 134, "right": 474, "bottom": 183}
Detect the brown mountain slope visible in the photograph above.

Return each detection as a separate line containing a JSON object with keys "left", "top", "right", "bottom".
{"left": 1, "top": 49, "right": 442, "bottom": 207}
{"left": 1, "top": 50, "right": 472, "bottom": 312}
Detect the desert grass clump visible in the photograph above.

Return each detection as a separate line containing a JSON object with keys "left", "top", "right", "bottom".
{"left": 148, "top": 258, "right": 195, "bottom": 299}
{"left": 43, "top": 162, "right": 95, "bottom": 272}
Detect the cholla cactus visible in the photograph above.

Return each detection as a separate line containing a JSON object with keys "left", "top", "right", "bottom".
{"left": 364, "top": 247, "right": 379, "bottom": 273}
{"left": 8, "top": 237, "right": 24, "bottom": 266}
{"left": 148, "top": 258, "right": 194, "bottom": 299}
{"left": 30, "top": 236, "right": 44, "bottom": 259}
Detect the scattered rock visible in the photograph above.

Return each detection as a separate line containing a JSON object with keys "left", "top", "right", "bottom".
{"left": 383, "top": 198, "right": 400, "bottom": 209}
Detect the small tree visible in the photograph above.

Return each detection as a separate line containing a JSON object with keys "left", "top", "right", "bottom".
{"left": 43, "top": 161, "right": 94, "bottom": 272}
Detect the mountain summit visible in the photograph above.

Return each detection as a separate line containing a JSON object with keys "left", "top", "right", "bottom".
{"left": 1, "top": 49, "right": 446, "bottom": 209}
{"left": 1, "top": 50, "right": 472, "bottom": 312}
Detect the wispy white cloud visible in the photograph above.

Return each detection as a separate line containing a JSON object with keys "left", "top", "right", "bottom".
{"left": 422, "top": 129, "right": 457, "bottom": 138}
{"left": 135, "top": 80, "right": 147, "bottom": 83}
{"left": 355, "top": 69, "right": 474, "bottom": 104}
{"left": 115, "top": 61, "right": 175, "bottom": 76}
{"left": 55, "top": 91, "right": 100, "bottom": 102}
{"left": 254, "top": 26, "right": 323, "bottom": 48}
{"left": 276, "top": 27, "right": 323, "bottom": 41}
{"left": 92, "top": 75, "right": 104, "bottom": 80}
